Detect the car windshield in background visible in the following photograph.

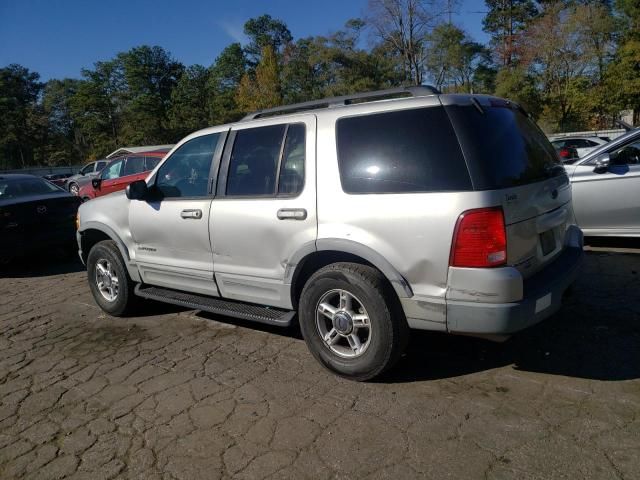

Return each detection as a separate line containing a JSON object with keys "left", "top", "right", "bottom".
{"left": 0, "top": 177, "right": 64, "bottom": 199}
{"left": 445, "top": 101, "right": 565, "bottom": 190}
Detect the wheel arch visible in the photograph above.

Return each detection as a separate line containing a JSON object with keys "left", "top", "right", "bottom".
{"left": 79, "top": 222, "right": 130, "bottom": 264}
{"left": 288, "top": 239, "right": 413, "bottom": 309}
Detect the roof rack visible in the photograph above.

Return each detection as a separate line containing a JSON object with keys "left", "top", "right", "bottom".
{"left": 241, "top": 85, "right": 441, "bottom": 121}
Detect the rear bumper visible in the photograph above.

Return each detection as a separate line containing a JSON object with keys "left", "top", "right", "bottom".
{"left": 446, "top": 244, "right": 583, "bottom": 335}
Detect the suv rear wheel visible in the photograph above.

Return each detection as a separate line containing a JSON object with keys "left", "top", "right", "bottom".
{"left": 87, "top": 240, "right": 137, "bottom": 316}
{"left": 299, "top": 262, "right": 408, "bottom": 381}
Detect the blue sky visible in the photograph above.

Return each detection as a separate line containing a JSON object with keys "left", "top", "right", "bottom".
{"left": 0, "top": 0, "right": 489, "bottom": 81}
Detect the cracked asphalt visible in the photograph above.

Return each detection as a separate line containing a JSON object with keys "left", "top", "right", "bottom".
{"left": 0, "top": 244, "right": 639, "bottom": 479}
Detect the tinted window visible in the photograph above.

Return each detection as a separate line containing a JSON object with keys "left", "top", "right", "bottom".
{"left": 102, "top": 160, "right": 123, "bottom": 179}
{"left": 566, "top": 139, "right": 591, "bottom": 149}
{"left": 336, "top": 107, "right": 471, "bottom": 193}
{"left": 80, "top": 163, "right": 94, "bottom": 175}
{"left": 278, "top": 124, "right": 305, "bottom": 195}
{"left": 96, "top": 161, "right": 108, "bottom": 171}
{"left": 611, "top": 140, "right": 640, "bottom": 165}
{"left": 0, "top": 177, "right": 62, "bottom": 198}
{"left": 145, "top": 156, "right": 161, "bottom": 170}
{"left": 227, "top": 125, "right": 285, "bottom": 196}
{"left": 445, "top": 103, "right": 564, "bottom": 190}
{"left": 156, "top": 133, "right": 220, "bottom": 198}
{"left": 123, "top": 156, "right": 145, "bottom": 176}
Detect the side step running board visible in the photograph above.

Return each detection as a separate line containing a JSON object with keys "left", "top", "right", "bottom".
{"left": 135, "top": 285, "right": 295, "bottom": 327}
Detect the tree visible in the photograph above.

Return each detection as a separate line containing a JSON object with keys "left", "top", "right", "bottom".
{"left": 425, "top": 24, "right": 488, "bottom": 92}
{"left": 236, "top": 45, "right": 282, "bottom": 112}
{"left": 366, "top": 0, "right": 440, "bottom": 85}
{"left": 207, "top": 43, "right": 247, "bottom": 124}
{"left": 42, "top": 78, "right": 84, "bottom": 165}
{"left": 117, "top": 46, "right": 184, "bottom": 145}
{"left": 494, "top": 66, "right": 541, "bottom": 118}
{"left": 168, "top": 65, "right": 211, "bottom": 138}
{"left": 483, "top": 0, "right": 539, "bottom": 67}
{"left": 243, "top": 15, "right": 293, "bottom": 65}
{"left": 0, "top": 64, "right": 43, "bottom": 169}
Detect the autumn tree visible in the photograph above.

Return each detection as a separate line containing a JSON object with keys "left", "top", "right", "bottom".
{"left": 236, "top": 45, "right": 282, "bottom": 112}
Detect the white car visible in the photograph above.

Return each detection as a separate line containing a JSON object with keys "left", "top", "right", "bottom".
{"left": 551, "top": 136, "right": 609, "bottom": 158}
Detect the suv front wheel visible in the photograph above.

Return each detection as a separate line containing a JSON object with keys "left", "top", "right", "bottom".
{"left": 299, "top": 263, "right": 408, "bottom": 381}
{"left": 87, "top": 240, "right": 137, "bottom": 316}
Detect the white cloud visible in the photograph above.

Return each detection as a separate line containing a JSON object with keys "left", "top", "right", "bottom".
{"left": 218, "top": 20, "right": 248, "bottom": 45}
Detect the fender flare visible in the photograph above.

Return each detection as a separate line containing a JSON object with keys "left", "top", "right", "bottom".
{"left": 79, "top": 222, "right": 141, "bottom": 283}
{"left": 287, "top": 238, "right": 413, "bottom": 299}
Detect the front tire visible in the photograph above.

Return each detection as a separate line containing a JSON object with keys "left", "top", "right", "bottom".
{"left": 68, "top": 182, "right": 79, "bottom": 195}
{"left": 87, "top": 240, "right": 137, "bottom": 316}
{"left": 299, "top": 262, "right": 408, "bottom": 381}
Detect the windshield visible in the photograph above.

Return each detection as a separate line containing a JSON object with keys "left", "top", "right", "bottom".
{"left": 445, "top": 101, "right": 565, "bottom": 190}
{"left": 0, "top": 177, "right": 64, "bottom": 199}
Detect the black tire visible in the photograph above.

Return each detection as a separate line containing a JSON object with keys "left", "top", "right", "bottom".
{"left": 86, "top": 240, "right": 137, "bottom": 316}
{"left": 299, "top": 262, "right": 409, "bottom": 381}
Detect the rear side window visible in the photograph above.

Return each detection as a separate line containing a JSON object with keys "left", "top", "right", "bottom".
{"left": 278, "top": 124, "right": 305, "bottom": 195}
{"left": 227, "top": 125, "right": 286, "bottom": 196}
{"left": 145, "top": 156, "right": 161, "bottom": 170}
{"left": 336, "top": 107, "right": 471, "bottom": 194}
{"left": 445, "top": 103, "right": 564, "bottom": 190}
{"left": 123, "top": 156, "right": 145, "bottom": 176}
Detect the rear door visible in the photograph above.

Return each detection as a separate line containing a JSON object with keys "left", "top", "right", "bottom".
{"left": 210, "top": 116, "right": 316, "bottom": 309}
{"left": 444, "top": 97, "right": 571, "bottom": 278}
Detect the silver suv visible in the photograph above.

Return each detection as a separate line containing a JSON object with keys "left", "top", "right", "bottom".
{"left": 77, "top": 87, "right": 583, "bottom": 381}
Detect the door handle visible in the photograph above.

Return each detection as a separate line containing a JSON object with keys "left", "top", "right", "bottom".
{"left": 277, "top": 208, "right": 307, "bottom": 220}
{"left": 181, "top": 209, "right": 202, "bottom": 219}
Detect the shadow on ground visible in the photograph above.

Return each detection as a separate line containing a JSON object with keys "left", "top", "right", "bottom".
{"left": 0, "top": 251, "right": 85, "bottom": 278}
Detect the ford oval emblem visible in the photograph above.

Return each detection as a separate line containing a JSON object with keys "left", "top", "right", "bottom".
{"left": 551, "top": 189, "right": 558, "bottom": 199}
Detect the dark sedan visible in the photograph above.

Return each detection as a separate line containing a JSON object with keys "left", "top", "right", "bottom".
{"left": 0, "top": 174, "right": 81, "bottom": 264}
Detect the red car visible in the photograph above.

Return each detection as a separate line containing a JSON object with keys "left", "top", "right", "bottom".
{"left": 78, "top": 150, "right": 169, "bottom": 201}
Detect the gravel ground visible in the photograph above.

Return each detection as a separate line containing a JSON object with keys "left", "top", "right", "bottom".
{"left": 0, "top": 245, "right": 639, "bottom": 479}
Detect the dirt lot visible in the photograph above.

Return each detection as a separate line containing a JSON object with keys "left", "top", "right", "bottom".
{"left": 0, "top": 245, "right": 639, "bottom": 480}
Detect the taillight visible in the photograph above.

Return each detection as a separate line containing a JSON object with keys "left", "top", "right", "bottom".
{"left": 450, "top": 207, "right": 507, "bottom": 268}
{"left": 558, "top": 147, "right": 571, "bottom": 158}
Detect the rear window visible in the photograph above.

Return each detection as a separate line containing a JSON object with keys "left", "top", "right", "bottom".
{"left": 445, "top": 102, "right": 565, "bottom": 190}
{"left": 336, "top": 107, "right": 471, "bottom": 194}
{"left": 0, "top": 177, "right": 62, "bottom": 198}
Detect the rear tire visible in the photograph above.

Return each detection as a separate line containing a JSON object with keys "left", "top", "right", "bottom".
{"left": 69, "top": 182, "right": 79, "bottom": 195}
{"left": 299, "top": 262, "right": 408, "bottom": 381}
{"left": 87, "top": 240, "right": 137, "bottom": 316}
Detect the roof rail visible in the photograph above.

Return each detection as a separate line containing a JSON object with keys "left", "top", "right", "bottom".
{"left": 241, "top": 85, "right": 441, "bottom": 121}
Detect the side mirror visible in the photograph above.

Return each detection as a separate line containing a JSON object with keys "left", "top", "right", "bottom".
{"left": 126, "top": 180, "right": 148, "bottom": 200}
{"left": 594, "top": 153, "right": 610, "bottom": 173}
{"left": 91, "top": 178, "right": 101, "bottom": 189}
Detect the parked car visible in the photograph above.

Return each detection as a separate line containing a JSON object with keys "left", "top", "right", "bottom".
{"left": 43, "top": 172, "right": 73, "bottom": 188}
{"left": 0, "top": 174, "right": 81, "bottom": 264}
{"left": 551, "top": 136, "right": 609, "bottom": 158}
{"left": 564, "top": 128, "right": 640, "bottom": 237}
{"left": 78, "top": 152, "right": 166, "bottom": 201}
{"left": 77, "top": 87, "right": 583, "bottom": 381}
{"left": 64, "top": 160, "right": 109, "bottom": 195}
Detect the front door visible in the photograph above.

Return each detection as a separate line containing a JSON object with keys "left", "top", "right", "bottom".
{"left": 211, "top": 116, "right": 317, "bottom": 309}
{"left": 571, "top": 137, "right": 640, "bottom": 234}
{"left": 129, "top": 132, "right": 226, "bottom": 295}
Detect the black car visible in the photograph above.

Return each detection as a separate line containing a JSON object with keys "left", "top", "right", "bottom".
{"left": 0, "top": 174, "right": 81, "bottom": 264}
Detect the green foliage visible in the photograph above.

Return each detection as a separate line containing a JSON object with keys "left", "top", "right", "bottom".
{"left": 168, "top": 65, "right": 211, "bottom": 138}
{"left": 483, "top": 0, "right": 539, "bottom": 66}
{"left": 237, "top": 46, "right": 282, "bottom": 111}
{"left": 243, "top": 14, "right": 293, "bottom": 64}
{"left": 494, "top": 67, "right": 541, "bottom": 117}
{"left": 207, "top": 43, "right": 247, "bottom": 124}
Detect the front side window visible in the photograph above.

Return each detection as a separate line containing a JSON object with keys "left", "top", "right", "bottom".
{"left": 227, "top": 125, "right": 285, "bottom": 196}
{"left": 337, "top": 107, "right": 471, "bottom": 194}
{"left": 102, "top": 160, "right": 123, "bottom": 180}
{"left": 123, "top": 156, "right": 146, "bottom": 176}
{"left": 156, "top": 133, "right": 220, "bottom": 198}
{"left": 80, "top": 163, "right": 94, "bottom": 175}
{"left": 611, "top": 140, "right": 640, "bottom": 165}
